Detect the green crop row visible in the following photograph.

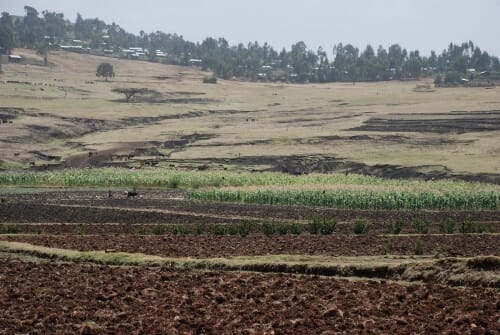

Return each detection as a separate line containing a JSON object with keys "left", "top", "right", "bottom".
{"left": 0, "top": 168, "right": 497, "bottom": 193}
{"left": 186, "top": 189, "right": 500, "bottom": 210}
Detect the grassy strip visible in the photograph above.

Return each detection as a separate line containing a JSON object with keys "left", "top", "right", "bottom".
{"left": 0, "top": 241, "right": 433, "bottom": 275}
{"left": 0, "top": 241, "right": 498, "bottom": 287}
{"left": 0, "top": 241, "right": 167, "bottom": 266}
{"left": 187, "top": 189, "right": 500, "bottom": 210}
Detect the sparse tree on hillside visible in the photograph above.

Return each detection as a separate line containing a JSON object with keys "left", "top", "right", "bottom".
{"left": 0, "top": 26, "right": 14, "bottom": 53}
{"left": 0, "top": 12, "right": 15, "bottom": 56}
{"left": 96, "top": 62, "right": 115, "bottom": 81}
{"left": 112, "top": 87, "right": 155, "bottom": 102}
{"left": 36, "top": 40, "right": 49, "bottom": 66}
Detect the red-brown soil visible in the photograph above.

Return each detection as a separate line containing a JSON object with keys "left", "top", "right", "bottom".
{"left": 0, "top": 257, "right": 498, "bottom": 335}
{"left": 2, "top": 234, "right": 499, "bottom": 258}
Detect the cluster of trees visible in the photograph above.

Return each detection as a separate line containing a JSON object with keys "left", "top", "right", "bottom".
{"left": 1, "top": 6, "right": 499, "bottom": 83}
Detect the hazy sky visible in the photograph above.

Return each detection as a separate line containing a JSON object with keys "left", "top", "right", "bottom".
{"left": 2, "top": 0, "right": 499, "bottom": 56}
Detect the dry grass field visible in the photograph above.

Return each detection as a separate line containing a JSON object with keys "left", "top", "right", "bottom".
{"left": 1, "top": 49, "right": 499, "bottom": 181}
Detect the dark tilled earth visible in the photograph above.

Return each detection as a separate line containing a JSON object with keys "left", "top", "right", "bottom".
{"left": 0, "top": 258, "right": 499, "bottom": 335}
{"left": 2, "top": 234, "right": 499, "bottom": 258}
{"left": 0, "top": 190, "right": 499, "bottom": 334}
{"left": 1, "top": 190, "right": 499, "bottom": 226}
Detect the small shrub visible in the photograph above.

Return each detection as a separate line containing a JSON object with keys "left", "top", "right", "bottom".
{"left": 352, "top": 219, "right": 369, "bottom": 235}
{"left": 459, "top": 220, "right": 475, "bottom": 234}
{"left": 235, "top": 221, "right": 254, "bottom": 237}
{"left": 319, "top": 218, "right": 337, "bottom": 235}
{"left": 434, "top": 74, "right": 442, "bottom": 86}
{"left": 168, "top": 175, "right": 182, "bottom": 189}
{"left": 203, "top": 75, "right": 217, "bottom": 84}
{"left": 226, "top": 224, "right": 239, "bottom": 236}
{"left": 308, "top": 217, "right": 336, "bottom": 235}
{"left": 412, "top": 219, "right": 430, "bottom": 234}
{"left": 277, "top": 223, "right": 289, "bottom": 235}
{"left": 152, "top": 224, "right": 167, "bottom": 235}
{"left": 307, "top": 218, "right": 321, "bottom": 235}
{"left": 191, "top": 179, "right": 202, "bottom": 189}
{"left": 5, "top": 224, "right": 20, "bottom": 234}
{"left": 135, "top": 225, "right": 148, "bottom": 235}
{"left": 262, "top": 221, "right": 276, "bottom": 236}
{"left": 414, "top": 240, "right": 425, "bottom": 255}
{"left": 387, "top": 219, "right": 404, "bottom": 235}
{"left": 475, "top": 222, "right": 489, "bottom": 234}
{"left": 439, "top": 219, "right": 456, "bottom": 234}
{"left": 213, "top": 224, "right": 226, "bottom": 236}
{"left": 382, "top": 242, "right": 393, "bottom": 255}
{"left": 77, "top": 227, "right": 86, "bottom": 236}
{"left": 194, "top": 223, "right": 206, "bottom": 235}
{"left": 288, "top": 223, "right": 302, "bottom": 235}
{"left": 172, "top": 224, "right": 191, "bottom": 235}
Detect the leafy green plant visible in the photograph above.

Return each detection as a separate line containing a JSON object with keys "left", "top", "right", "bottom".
{"left": 307, "top": 216, "right": 336, "bottom": 235}
{"left": 168, "top": 175, "right": 182, "bottom": 189}
{"left": 194, "top": 223, "right": 206, "bottom": 235}
{"left": 203, "top": 75, "right": 217, "bottom": 84}
{"left": 262, "top": 221, "right": 277, "bottom": 236}
{"left": 77, "top": 227, "right": 86, "bottom": 236}
{"left": 459, "top": 220, "right": 475, "bottom": 234}
{"left": 5, "top": 224, "right": 20, "bottom": 234}
{"left": 412, "top": 219, "right": 430, "bottom": 234}
{"left": 352, "top": 219, "right": 369, "bottom": 235}
{"left": 135, "top": 225, "right": 148, "bottom": 236}
{"left": 438, "top": 219, "right": 456, "bottom": 234}
{"left": 386, "top": 219, "right": 404, "bottom": 235}
{"left": 172, "top": 224, "right": 191, "bottom": 235}
{"left": 237, "top": 221, "right": 254, "bottom": 237}
{"left": 414, "top": 240, "right": 425, "bottom": 255}
{"left": 288, "top": 223, "right": 302, "bottom": 235}
{"left": 213, "top": 224, "right": 227, "bottom": 236}
{"left": 152, "top": 224, "right": 167, "bottom": 235}
{"left": 307, "top": 218, "right": 321, "bottom": 235}
{"left": 475, "top": 222, "right": 490, "bottom": 234}
{"left": 276, "top": 223, "right": 289, "bottom": 235}
{"left": 320, "top": 218, "right": 337, "bottom": 235}
{"left": 382, "top": 242, "right": 393, "bottom": 255}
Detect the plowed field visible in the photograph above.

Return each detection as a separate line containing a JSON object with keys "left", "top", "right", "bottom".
{"left": 1, "top": 189, "right": 499, "bottom": 334}
{"left": 2, "top": 234, "right": 499, "bottom": 258}
{"left": 0, "top": 257, "right": 498, "bottom": 335}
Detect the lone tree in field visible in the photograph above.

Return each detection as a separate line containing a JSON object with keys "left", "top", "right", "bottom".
{"left": 96, "top": 62, "right": 115, "bottom": 81}
{"left": 36, "top": 42, "right": 49, "bottom": 66}
{"left": 112, "top": 88, "right": 155, "bottom": 103}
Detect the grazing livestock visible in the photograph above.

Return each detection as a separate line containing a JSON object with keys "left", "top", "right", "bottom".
{"left": 125, "top": 191, "right": 138, "bottom": 199}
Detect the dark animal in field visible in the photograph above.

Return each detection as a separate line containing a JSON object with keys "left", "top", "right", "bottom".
{"left": 125, "top": 191, "right": 138, "bottom": 199}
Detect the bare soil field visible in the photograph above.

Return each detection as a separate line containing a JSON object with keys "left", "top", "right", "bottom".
{"left": 2, "top": 190, "right": 499, "bottom": 226}
{"left": 2, "top": 234, "right": 499, "bottom": 258}
{"left": 1, "top": 257, "right": 499, "bottom": 335}
{"left": 0, "top": 190, "right": 499, "bottom": 333}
